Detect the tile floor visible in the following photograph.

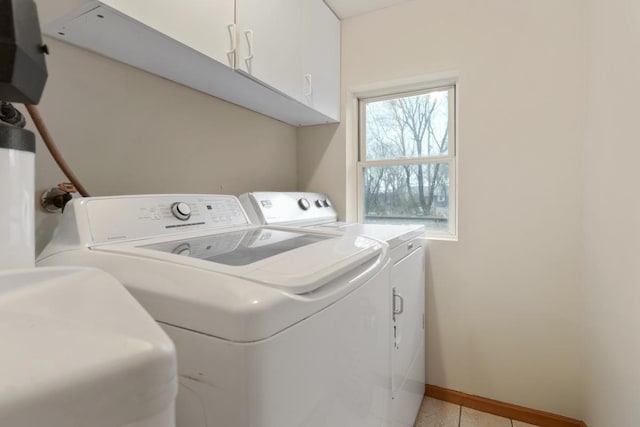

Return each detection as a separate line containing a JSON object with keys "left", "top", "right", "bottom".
{"left": 414, "top": 397, "right": 539, "bottom": 427}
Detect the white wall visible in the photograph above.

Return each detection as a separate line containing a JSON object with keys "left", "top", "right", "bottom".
{"left": 299, "top": 0, "right": 586, "bottom": 418}
{"left": 31, "top": 1, "right": 297, "bottom": 254}
{"left": 583, "top": 0, "right": 640, "bottom": 425}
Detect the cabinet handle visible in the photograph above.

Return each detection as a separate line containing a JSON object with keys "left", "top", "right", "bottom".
{"left": 226, "top": 24, "right": 236, "bottom": 67}
{"left": 304, "top": 73, "right": 313, "bottom": 97}
{"left": 244, "top": 29, "right": 254, "bottom": 70}
{"left": 393, "top": 288, "right": 404, "bottom": 318}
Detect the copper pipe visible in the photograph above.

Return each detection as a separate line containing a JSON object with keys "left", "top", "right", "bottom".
{"left": 25, "top": 104, "right": 90, "bottom": 197}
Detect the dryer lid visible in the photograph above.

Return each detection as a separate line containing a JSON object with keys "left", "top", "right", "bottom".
{"left": 313, "top": 223, "right": 425, "bottom": 249}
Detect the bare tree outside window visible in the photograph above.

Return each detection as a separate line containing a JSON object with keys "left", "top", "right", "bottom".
{"left": 358, "top": 86, "right": 456, "bottom": 236}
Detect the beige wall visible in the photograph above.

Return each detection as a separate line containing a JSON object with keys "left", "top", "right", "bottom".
{"left": 583, "top": 0, "right": 640, "bottom": 424}
{"left": 299, "top": 0, "right": 586, "bottom": 418}
{"left": 31, "top": 1, "right": 297, "bottom": 254}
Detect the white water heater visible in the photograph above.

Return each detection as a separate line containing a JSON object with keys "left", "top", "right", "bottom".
{"left": 0, "top": 125, "right": 35, "bottom": 269}
{"left": 0, "top": 0, "right": 48, "bottom": 269}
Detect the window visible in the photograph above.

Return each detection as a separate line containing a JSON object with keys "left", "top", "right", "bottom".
{"left": 358, "top": 85, "right": 457, "bottom": 238}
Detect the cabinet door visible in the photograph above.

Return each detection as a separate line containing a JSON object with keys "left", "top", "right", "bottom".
{"left": 236, "top": 0, "right": 304, "bottom": 100}
{"left": 391, "top": 246, "right": 425, "bottom": 397}
{"left": 103, "top": 0, "right": 236, "bottom": 67}
{"left": 301, "top": 0, "right": 340, "bottom": 121}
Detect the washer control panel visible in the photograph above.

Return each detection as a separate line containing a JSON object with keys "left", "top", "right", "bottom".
{"left": 82, "top": 195, "right": 251, "bottom": 244}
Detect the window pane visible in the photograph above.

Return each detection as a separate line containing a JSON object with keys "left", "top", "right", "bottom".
{"left": 363, "top": 163, "right": 450, "bottom": 232}
{"left": 364, "top": 89, "right": 450, "bottom": 161}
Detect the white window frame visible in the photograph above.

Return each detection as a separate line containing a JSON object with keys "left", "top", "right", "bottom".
{"left": 356, "top": 82, "right": 458, "bottom": 240}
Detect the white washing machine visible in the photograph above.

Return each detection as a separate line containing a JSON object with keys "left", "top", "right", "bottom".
{"left": 37, "top": 194, "right": 392, "bottom": 427}
{"left": 240, "top": 191, "right": 426, "bottom": 427}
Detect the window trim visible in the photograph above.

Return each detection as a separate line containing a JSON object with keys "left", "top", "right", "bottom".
{"left": 355, "top": 81, "right": 458, "bottom": 240}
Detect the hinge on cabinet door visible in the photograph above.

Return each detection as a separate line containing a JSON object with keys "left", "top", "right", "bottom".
{"left": 393, "top": 325, "right": 397, "bottom": 349}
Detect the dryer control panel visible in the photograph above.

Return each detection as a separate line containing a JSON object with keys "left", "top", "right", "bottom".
{"left": 75, "top": 195, "right": 250, "bottom": 245}
{"left": 240, "top": 192, "right": 338, "bottom": 226}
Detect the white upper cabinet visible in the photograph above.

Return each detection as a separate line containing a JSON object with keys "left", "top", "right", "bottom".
{"left": 301, "top": 0, "right": 340, "bottom": 120}
{"left": 236, "top": 0, "right": 303, "bottom": 98}
{"left": 236, "top": 0, "right": 339, "bottom": 120}
{"left": 43, "top": 0, "right": 340, "bottom": 126}
{"left": 103, "top": 0, "right": 236, "bottom": 67}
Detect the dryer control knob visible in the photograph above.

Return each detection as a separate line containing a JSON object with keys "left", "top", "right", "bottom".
{"left": 298, "top": 198, "right": 311, "bottom": 211}
{"left": 171, "top": 202, "right": 191, "bottom": 220}
{"left": 315, "top": 200, "right": 323, "bottom": 208}
{"left": 323, "top": 199, "right": 331, "bottom": 207}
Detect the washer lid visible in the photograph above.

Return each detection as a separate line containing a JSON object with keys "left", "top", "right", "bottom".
{"left": 0, "top": 267, "right": 177, "bottom": 427}
{"left": 133, "top": 226, "right": 383, "bottom": 295}
{"left": 140, "top": 227, "right": 332, "bottom": 267}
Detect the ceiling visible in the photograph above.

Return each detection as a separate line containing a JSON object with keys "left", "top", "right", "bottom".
{"left": 323, "top": 0, "right": 412, "bottom": 19}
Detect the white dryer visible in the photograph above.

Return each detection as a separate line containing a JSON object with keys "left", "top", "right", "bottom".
{"left": 37, "top": 194, "right": 392, "bottom": 427}
{"left": 240, "top": 191, "right": 426, "bottom": 427}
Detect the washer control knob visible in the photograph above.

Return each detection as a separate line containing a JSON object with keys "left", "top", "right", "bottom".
{"left": 323, "top": 199, "right": 331, "bottom": 207}
{"left": 172, "top": 243, "right": 191, "bottom": 256}
{"left": 298, "top": 198, "right": 311, "bottom": 211}
{"left": 315, "top": 200, "right": 323, "bottom": 208}
{"left": 171, "top": 202, "right": 191, "bottom": 220}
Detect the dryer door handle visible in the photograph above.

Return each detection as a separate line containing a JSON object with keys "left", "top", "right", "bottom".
{"left": 393, "top": 288, "right": 404, "bottom": 319}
